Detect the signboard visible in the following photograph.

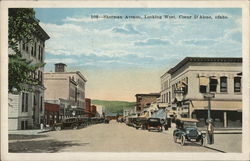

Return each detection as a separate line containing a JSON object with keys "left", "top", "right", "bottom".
{"left": 203, "top": 93, "right": 215, "bottom": 98}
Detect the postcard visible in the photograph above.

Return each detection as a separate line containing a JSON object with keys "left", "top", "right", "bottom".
{"left": 1, "top": 0, "right": 249, "bottom": 161}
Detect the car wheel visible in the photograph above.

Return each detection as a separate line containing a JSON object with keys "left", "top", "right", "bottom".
{"left": 72, "top": 124, "right": 78, "bottom": 130}
{"left": 55, "top": 126, "right": 61, "bottom": 131}
{"left": 200, "top": 137, "right": 205, "bottom": 146}
{"left": 173, "top": 135, "right": 177, "bottom": 143}
{"left": 181, "top": 135, "right": 185, "bottom": 146}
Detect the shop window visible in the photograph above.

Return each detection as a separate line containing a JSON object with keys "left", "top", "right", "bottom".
{"left": 220, "top": 77, "right": 227, "bottom": 92}
{"left": 234, "top": 77, "right": 241, "bottom": 92}
{"left": 209, "top": 78, "right": 218, "bottom": 92}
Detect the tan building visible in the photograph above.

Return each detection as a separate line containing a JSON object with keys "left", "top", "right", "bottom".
{"left": 160, "top": 57, "right": 242, "bottom": 128}
{"left": 8, "top": 23, "right": 50, "bottom": 130}
{"left": 135, "top": 93, "right": 160, "bottom": 113}
{"left": 44, "top": 63, "right": 87, "bottom": 113}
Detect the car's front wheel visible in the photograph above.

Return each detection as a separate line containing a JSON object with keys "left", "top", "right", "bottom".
{"left": 181, "top": 135, "right": 185, "bottom": 146}
{"left": 55, "top": 126, "right": 61, "bottom": 131}
{"left": 173, "top": 135, "right": 177, "bottom": 143}
{"left": 200, "top": 137, "right": 205, "bottom": 146}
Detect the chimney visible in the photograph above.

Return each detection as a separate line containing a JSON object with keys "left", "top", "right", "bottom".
{"left": 55, "top": 63, "right": 67, "bottom": 72}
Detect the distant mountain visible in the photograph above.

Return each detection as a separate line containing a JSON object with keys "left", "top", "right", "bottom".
{"left": 92, "top": 100, "right": 135, "bottom": 113}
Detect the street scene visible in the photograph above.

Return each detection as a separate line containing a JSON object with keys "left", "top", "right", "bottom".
{"left": 7, "top": 7, "right": 243, "bottom": 154}
{"left": 9, "top": 120, "right": 241, "bottom": 153}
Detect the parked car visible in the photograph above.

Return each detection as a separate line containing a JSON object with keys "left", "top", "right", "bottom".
{"left": 53, "top": 117, "right": 80, "bottom": 131}
{"left": 134, "top": 117, "right": 148, "bottom": 130}
{"left": 147, "top": 118, "right": 163, "bottom": 132}
{"left": 173, "top": 118, "right": 205, "bottom": 146}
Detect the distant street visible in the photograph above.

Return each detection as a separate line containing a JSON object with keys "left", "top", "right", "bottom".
{"left": 9, "top": 120, "right": 241, "bottom": 153}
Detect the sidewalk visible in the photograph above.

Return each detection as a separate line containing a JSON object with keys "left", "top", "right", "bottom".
{"left": 9, "top": 128, "right": 52, "bottom": 135}
{"left": 199, "top": 127, "right": 242, "bottom": 134}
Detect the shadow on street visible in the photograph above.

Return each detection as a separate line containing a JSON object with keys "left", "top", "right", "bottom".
{"left": 9, "top": 139, "right": 88, "bottom": 153}
{"left": 9, "top": 134, "right": 48, "bottom": 140}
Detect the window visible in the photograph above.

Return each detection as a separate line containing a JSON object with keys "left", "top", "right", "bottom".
{"left": 22, "top": 42, "right": 25, "bottom": 51}
{"left": 40, "top": 96, "right": 43, "bottom": 112}
{"left": 220, "top": 77, "right": 227, "bottom": 92}
{"left": 209, "top": 78, "right": 218, "bottom": 92}
{"left": 200, "top": 85, "right": 207, "bottom": 93}
{"left": 199, "top": 77, "right": 209, "bottom": 93}
{"left": 22, "top": 93, "right": 25, "bottom": 112}
{"left": 25, "top": 93, "right": 28, "bottom": 112}
{"left": 31, "top": 46, "right": 33, "bottom": 56}
{"left": 234, "top": 77, "right": 241, "bottom": 92}
{"left": 38, "top": 46, "right": 40, "bottom": 60}
{"left": 34, "top": 42, "right": 37, "bottom": 56}
{"left": 22, "top": 92, "right": 28, "bottom": 112}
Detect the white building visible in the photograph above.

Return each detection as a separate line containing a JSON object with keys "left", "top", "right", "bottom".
{"left": 160, "top": 57, "right": 242, "bottom": 128}
{"left": 8, "top": 23, "right": 50, "bottom": 130}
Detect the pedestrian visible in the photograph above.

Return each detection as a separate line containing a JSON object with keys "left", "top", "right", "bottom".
{"left": 207, "top": 119, "right": 214, "bottom": 144}
{"left": 40, "top": 122, "right": 44, "bottom": 131}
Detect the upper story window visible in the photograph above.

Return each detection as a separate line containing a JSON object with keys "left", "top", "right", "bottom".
{"left": 199, "top": 77, "right": 208, "bottom": 93}
{"left": 220, "top": 76, "right": 227, "bottom": 92}
{"left": 209, "top": 78, "right": 218, "bottom": 92}
{"left": 234, "top": 77, "right": 241, "bottom": 93}
{"left": 22, "top": 92, "right": 28, "bottom": 112}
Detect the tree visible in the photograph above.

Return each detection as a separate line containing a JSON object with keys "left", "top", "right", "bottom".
{"left": 8, "top": 8, "right": 44, "bottom": 94}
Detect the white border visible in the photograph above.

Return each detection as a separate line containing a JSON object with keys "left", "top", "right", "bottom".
{"left": 1, "top": 1, "right": 249, "bottom": 161}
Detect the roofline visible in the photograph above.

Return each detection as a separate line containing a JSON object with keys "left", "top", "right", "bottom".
{"left": 44, "top": 71, "right": 87, "bottom": 82}
{"left": 167, "top": 57, "right": 242, "bottom": 75}
{"left": 135, "top": 93, "right": 160, "bottom": 97}
{"left": 36, "top": 23, "right": 50, "bottom": 41}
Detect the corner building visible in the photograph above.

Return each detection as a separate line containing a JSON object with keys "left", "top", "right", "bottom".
{"left": 160, "top": 57, "right": 242, "bottom": 128}
{"left": 8, "top": 23, "right": 50, "bottom": 130}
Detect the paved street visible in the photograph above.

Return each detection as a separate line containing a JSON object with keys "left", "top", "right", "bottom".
{"left": 9, "top": 120, "right": 241, "bottom": 153}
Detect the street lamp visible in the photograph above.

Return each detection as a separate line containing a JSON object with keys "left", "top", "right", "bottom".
{"left": 203, "top": 92, "right": 215, "bottom": 145}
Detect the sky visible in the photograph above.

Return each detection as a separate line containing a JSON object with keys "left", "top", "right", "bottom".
{"left": 35, "top": 8, "right": 242, "bottom": 102}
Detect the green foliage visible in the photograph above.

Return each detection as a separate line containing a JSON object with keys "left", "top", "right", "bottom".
{"left": 8, "top": 8, "right": 45, "bottom": 94}
{"left": 92, "top": 100, "right": 135, "bottom": 113}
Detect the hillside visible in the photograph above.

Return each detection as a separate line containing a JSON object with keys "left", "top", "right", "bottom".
{"left": 92, "top": 100, "right": 135, "bottom": 113}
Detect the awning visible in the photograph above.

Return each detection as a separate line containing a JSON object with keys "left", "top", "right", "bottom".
{"left": 199, "top": 77, "right": 209, "bottom": 86}
{"left": 191, "top": 100, "right": 242, "bottom": 111}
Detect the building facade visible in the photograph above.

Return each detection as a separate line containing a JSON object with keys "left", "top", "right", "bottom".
{"left": 135, "top": 93, "right": 160, "bottom": 113}
{"left": 160, "top": 57, "right": 242, "bottom": 128}
{"left": 44, "top": 102, "right": 60, "bottom": 126}
{"left": 44, "top": 63, "right": 87, "bottom": 110}
{"left": 8, "top": 23, "right": 50, "bottom": 130}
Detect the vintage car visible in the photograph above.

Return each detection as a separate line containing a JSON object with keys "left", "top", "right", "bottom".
{"left": 147, "top": 118, "right": 163, "bottom": 132}
{"left": 173, "top": 118, "right": 205, "bottom": 146}
{"left": 53, "top": 117, "right": 80, "bottom": 131}
{"left": 133, "top": 117, "right": 148, "bottom": 130}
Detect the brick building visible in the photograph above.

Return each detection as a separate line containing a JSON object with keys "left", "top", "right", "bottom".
{"left": 44, "top": 102, "right": 59, "bottom": 126}
{"left": 135, "top": 93, "right": 160, "bottom": 113}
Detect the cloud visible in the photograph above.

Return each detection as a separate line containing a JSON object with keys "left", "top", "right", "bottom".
{"left": 181, "top": 39, "right": 218, "bottom": 46}
{"left": 112, "top": 24, "right": 141, "bottom": 35}
{"left": 134, "top": 38, "right": 170, "bottom": 46}
{"left": 46, "top": 58, "right": 77, "bottom": 64}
